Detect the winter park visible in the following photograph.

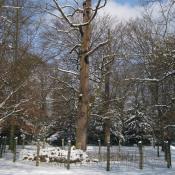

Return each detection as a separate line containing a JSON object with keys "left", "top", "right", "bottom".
{"left": 0, "top": 0, "right": 175, "bottom": 174}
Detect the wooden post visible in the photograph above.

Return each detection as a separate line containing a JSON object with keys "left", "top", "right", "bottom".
{"left": 164, "top": 141, "right": 167, "bottom": 161}
{"left": 2, "top": 136, "right": 6, "bottom": 154}
{"left": 42, "top": 138, "right": 46, "bottom": 149}
{"left": 157, "top": 141, "right": 160, "bottom": 157}
{"left": 22, "top": 138, "right": 25, "bottom": 149}
{"left": 21, "top": 134, "right": 25, "bottom": 149}
{"left": 119, "top": 139, "right": 122, "bottom": 152}
{"left": 3, "top": 136, "right": 7, "bottom": 153}
{"left": 62, "top": 139, "right": 65, "bottom": 150}
{"left": 36, "top": 139, "right": 40, "bottom": 166}
{"left": 98, "top": 139, "right": 101, "bottom": 162}
{"left": 168, "top": 142, "right": 172, "bottom": 168}
{"left": 165, "top": 141, "right": 172, "bottom": 168}
{"left": 153, "top": 138, "right": 156, "bottom": 148}
{"left": 67, "top": 140, "right": 71, "bottom": 170}
{"left": 13, "top": 137, "right": 18, "bottom": 162}
{"left": 0, "top": 136, "right": 3, "bottom": 158}
{"left": 106, "top": 142, "right": 110, "bottom": 171}
{"left": 138, "top": 141, "right": 143, "bottom": 169}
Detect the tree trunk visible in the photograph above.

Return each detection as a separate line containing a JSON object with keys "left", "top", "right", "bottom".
{"left": 9, "top": 0, "right": 20, "bottom": 151}
{"left": 76, "top": 0, "right": 91, "bottom": 151}
{"left": 9, "top": 121, "right": 15, "bottom": 151}
{"left": 104, "top": 30, "right": 112, "bottom": 144}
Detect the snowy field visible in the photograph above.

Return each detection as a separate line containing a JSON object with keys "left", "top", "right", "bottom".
{"left": 0, "top": 145, "right": 175, "bottom": 175}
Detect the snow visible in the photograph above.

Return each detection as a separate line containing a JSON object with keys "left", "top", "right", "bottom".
{"left": 0, "top": 145, "right": 175, "bottom": 175}
{"left": 47, "top": 132, "right": 60, "bottom": 142}
{"left": 0, "top": 159, "right": 175, "bottom": 175}
{"left": 20, "top": 146, "right": 88, "bottom": 163}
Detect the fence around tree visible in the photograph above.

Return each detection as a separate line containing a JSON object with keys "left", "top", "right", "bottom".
{"left": 0, "top": 138, "right": 172, "bottom": 171}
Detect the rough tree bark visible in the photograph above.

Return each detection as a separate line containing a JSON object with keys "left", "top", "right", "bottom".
{"left": 76, "top": 0, "right": 91, "bottom": 151}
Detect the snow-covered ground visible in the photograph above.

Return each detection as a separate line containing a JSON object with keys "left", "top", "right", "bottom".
{"left": 0, "top": 145, "right": 175, "bottom": 175}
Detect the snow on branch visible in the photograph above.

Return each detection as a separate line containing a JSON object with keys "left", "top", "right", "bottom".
{"left": 124, "top": 78, "right": 159, "bottom": 83}
{"left": 0, "top": 109, "right": 21, "bottom": 124}
{"left": 0, "top": 16, "right": 12, "bottom": 23}
{"left": 0, "top": 81, "right": 26, "bottom": 109}
{"left": 125, "top": 70, "right": 175, "bottom": 84}
{"left": 52, "top": 0, "right": 108, "bottom": 28}
{"left": 57, "top": 67, "right": 79, "bottom": 76}
{"left": 0, "top": 99, "right": 29, "bottom": 124}
{"left": 2, "top": 5, "right": 22, "bottom": 9}
{"left": 160, "top": 70, "right": 175, "bottom": 81}
{"left": 86, "top": 40, "right": 109, "bottom": 56}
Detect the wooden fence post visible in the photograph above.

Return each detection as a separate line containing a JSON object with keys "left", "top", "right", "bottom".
{"left": 106, "top": 141, "right": 110, "bottom": 171}
{"left": 36, "top": 139, "right": 40, "bottom": 166}
{"left": 21, "top": 134, "right": 25, "bottom": 149}
{"left": 168, "top": 141, "right": 172, "bottom": 168}
{"left": 157, "top": 141, "right": 160, "bottom": 157}
{"left": 3, "top": 136, "right": 7, "bottom": 153}
{"left": 0, "top": 136, "right": 3, "bottom": 158}
{"left": 42, "top": 138, "right": 46, "bottom": 149}
{"left": 62, "top": 139, "right": 65, "bottom": 150}
{"left": 165, "top": 141, "right": 172, "bottom": 168}
{"left": 13, "top": 137, "right": 18, "bottom": 162}
{"left": 164, "top": 141, "right": 167, "bottom": 161}
{"left": 67, "top": 140, "right": 71, "bottom": 170}
{"left": 98, "top": 139, "right": 101, "bottom": 162}
{"left": 119, "top": 139, "right": 122, "bottom": 152}
{"left": 138, "top": 141, "right": 143, "bottom": 169}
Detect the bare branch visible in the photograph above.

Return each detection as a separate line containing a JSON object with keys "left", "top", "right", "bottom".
{"left": 86, "top": 40, "right": 109, "bottom": 56}
{"left": 0, "top": 81, "right": 26, "bottom": 109}
{"left": 53, "top": 0, "right": 75, "bottom": 27}
{"left": 70, "top": 44, "right": 81, "bottom": 54}
{"left": 0, "top": 16, "right": 12, "bottom": 23}
{"left": 0, "top": 99, "right": 29, "bottom": 124}
{"left": 52, "top": 0, "right": 108, "bottom": 28}
{"left": 93, "top": 0, "right": 107, "bottom": 10}
{"left": 44, "top": 8, "right": 64, "bottom": 19}
{"left": 0, "top": 109, "right": 22, "bottom": 123}
{"left": 49, "top": 75, "right": 79, "bottom": 93}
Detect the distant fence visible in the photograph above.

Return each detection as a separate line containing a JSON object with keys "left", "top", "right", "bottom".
{"left": 0, "top": 137, "right": 172, "bottom": 171}
{"left": 77, "top": 141, "right": 170, "bottom": 170}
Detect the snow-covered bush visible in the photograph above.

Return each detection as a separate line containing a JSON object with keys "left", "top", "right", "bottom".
{"left": 21, "top": 146, "right": 88, "bottom": 163}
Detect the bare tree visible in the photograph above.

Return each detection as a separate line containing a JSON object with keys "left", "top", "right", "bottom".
{"left": 44, "top": 0, "right": 108, "bottom": 150}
